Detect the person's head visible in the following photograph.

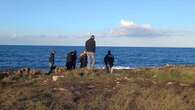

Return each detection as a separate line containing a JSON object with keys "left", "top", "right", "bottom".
{"left": 80, "top": 51, "right": 86, "bottom": 56}
{"left": 90, "top": 35, "right": 95, "bottom": 40}
{"left": 51, "top": 49, "right": 56, "bottom": 54}
{"left": 108, "top": 50, "right": 111, "bottom": 55}
{"left": 73, "top": 50, "right": 77, "bottom": 54}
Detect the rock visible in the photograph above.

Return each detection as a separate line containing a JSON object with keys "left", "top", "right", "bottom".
{"left": 179, "top": 83, "right": 190, "bottom": 87}
{"left": 167, "top": 82, "right": 176, "bottom": 85}
{"left": 116, "top": 81, "right": 120, "bottom": 84}
{"left": 52, "top": 75, "right": 64, "bottom": 81}
{"left": 0, "top": 72, "right": 9, "bottom": 80}
{"left": 152, "top": 81, "right": 157, "bottom": 84}
{"left": 153, "top": 74, "right": 157, "bottom": 78}
{"left": 53, "top": 88, "right": 67, "bottom": 91}
{"left": 87, "top": 85, "right": 95, "bottom": 89}
{"left": 167, "top": 82, "right": 173, "bottom": 85}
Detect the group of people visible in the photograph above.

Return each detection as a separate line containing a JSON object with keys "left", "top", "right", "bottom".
{"left": 48, "top": 35, "right": 115, "bottom": 74}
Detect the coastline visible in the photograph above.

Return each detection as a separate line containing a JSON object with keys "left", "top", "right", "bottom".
{"left": 1, "top": 65, "right": 195, "bottom": 109}
{"left": 1, "top": 64, "right": 195, "bottom": 73}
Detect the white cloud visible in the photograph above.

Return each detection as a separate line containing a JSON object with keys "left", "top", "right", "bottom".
{"left": 120, "top": 19, "right": 151, "bottom": 29}
{"left": 120, "top": 19, "right": 136, "bottom": 28}
{"left": 0, "top": 19, "right": 195, "bottom": 47}
{"left": 109, "top": 19, "right": 166, "bottom": 37}
{"left": 94, "top": 19, "right": 195, "bottom": 47}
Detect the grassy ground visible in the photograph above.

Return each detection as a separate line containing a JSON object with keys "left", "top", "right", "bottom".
{"left": 0, "top": 66, "right": 195, "bottom": 110}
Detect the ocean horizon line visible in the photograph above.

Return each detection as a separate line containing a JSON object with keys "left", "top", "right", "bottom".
{"left": 0, "top": 44, "right": 195, "bottom": 49}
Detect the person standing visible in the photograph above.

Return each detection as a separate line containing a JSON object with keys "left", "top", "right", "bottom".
{"left": 79, "top": 51, "right": 88, "bottom": 68}
{"left": 72, "top": 50, "right": 77, "bottom": 69}
{"left": 104, "top": 50, "right": 114, "bottom": 73}
{"left": 85, "top": 35, "right": 96, "bottom": 69}
{"left": 66, "top": 51, "right": 72, "bottom": 70}
{"left": 48, "top": 50, "right": 56, "bottom": 74}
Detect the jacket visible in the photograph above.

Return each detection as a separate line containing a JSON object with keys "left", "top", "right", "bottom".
{"left": 85, "top": 38, "right": 96, "bottom": 52}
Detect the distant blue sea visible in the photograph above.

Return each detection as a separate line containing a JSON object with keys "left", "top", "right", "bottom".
{"left": 0, "top": 45, "right": 195, "bottom": 71}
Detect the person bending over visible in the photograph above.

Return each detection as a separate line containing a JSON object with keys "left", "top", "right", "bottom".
{"left": 66, "top": 50, "right": 77, "bottom": 70}
{"left": 80, "top": 51, "right": 88, "bottom": 68}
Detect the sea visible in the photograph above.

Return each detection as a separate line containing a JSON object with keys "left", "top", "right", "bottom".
{"left": 0, "top": 45, "right": 195, "bottom": 71}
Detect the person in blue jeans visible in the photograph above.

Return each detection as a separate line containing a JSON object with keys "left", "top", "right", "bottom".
{"left": 48, "top": 50, "right": 56, "bottom": 74}
{"left": 85, "top": 35, "right": 96, "bottom": 69}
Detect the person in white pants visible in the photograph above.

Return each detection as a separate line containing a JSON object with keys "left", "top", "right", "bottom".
{"left": 85, "top": 35, "right": 96, "bottom": 69}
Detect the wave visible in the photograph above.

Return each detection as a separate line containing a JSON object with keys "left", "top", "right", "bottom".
{"left": 97, "top": 66, "right": 133, "bottom": 70}
{"left": 112, "top": 66, "right": 133, "bottom": 69}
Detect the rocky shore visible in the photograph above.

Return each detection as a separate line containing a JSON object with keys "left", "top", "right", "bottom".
{"left": 0, "top": 66, "right": 195, "bottom": 110}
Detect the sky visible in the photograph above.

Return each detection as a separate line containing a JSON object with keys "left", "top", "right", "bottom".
{"left": 0, "top": 0, "right": 195, "bottom": 47}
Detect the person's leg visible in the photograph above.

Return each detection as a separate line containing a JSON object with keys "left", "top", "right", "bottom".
{"left": 66, "top": 62, "right": 69, "bottom": 70}
{"left": 107, "top": 64, "right": 110, "bottom": 73}
{"left": 84, "top": 63, "right": 87, "bottom": 68}
{"left": 48, "top": 67, "right": 52, "bottom": 74}
{"left": 110, "top": 64, "right": 114, "bottom": 73}
{"left": 87, "top": 54, "right": 92, "bottom": 69}
{"left": 48, "top": 63, "right": 53, "bottom": 74}
{"left": 80, "top": 62, "right": 83, "bottom": 68}
{"left": 105, "top": 63, "right": 109, "bottom": 73}
{"left": 110, "top": 67, "right": 113, "bottom": 73}
{"left": 83, "top": 60, "right": 87, "bottom": 68}
{"left": 66, "top": 62, "right": 71, "bottom": 70}
{"left": 84, "top": 56, "right": 88, "bottom": 68}
{"left": 91, "top": 53, "right": 95, "bottom": 68}
{"left": 69, "top": 62, "right": 72, "bottom": 70}
{"left": 70, "top": 62, "right": 72, "bottom": 69}
{"left": 73, "top": 61, "right": 76, "bottom": 69}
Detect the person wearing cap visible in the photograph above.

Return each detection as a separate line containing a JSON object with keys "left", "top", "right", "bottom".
{"left": 104, "top": 50, "right": 114, "bottom": 73}
{"left": 48, "top": 49, "right": 56, "bottom": 74}
{"left": 85, "top": 35, "right": 96, "bottom": 69}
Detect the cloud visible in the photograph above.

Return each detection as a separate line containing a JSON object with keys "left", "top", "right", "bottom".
{"left": 0, "top": 19, "right": 195, "bottom": 47}
{"left": 93, "top": 19, "right": 195, "bottom": 47}
{"left": 120, "top": 19, "right": 151, "bottom": 29}
{"left": 108, "top": 19, "right": 166, "bottom": 37}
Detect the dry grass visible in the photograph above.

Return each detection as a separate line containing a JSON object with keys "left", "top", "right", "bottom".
{"left": 0, "top": 66, "right": 195, "bottom": 110}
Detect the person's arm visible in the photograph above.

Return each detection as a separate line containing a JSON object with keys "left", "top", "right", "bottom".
{"left": 93, "top": 41, "right": 96, "bottom": 52}
{"left": 49, "top": 54, "right": 52, "bottom": 62}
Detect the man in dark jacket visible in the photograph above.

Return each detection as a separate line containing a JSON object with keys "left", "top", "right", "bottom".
{"left": 72, "top": 50, "right": 77, "bottom": 69}
{"left": 66, "top": 52, "right": 72, "bottom": 70}
{"left": 104, "top": 50, "right": 114, "bottom": 73}
{"left": 85, "top": 35, "right": 96, "bottom": 69}
{"left": 48, "top": 50, "right": 56, "bottom": 74}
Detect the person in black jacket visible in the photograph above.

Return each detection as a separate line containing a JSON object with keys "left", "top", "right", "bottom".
{"left": 66, "top": 52, "right": 72, "bottom": 70}
{"left": 72, "top": 50, "right": 77, "bottom": 69}
{"left": 104, "top": 50, "right": 114, "bottom": 73}
{"left": 48, "top": 50, "right": 56, "bottom": 74}
{"left": 80, "top": 51, "right": 87, "bottom": 68}
{"left": 66, "top": 50, "right": 77, "bottom": 70}
{"left": 85, "top": 35, "right": 96, "bottom": 69}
